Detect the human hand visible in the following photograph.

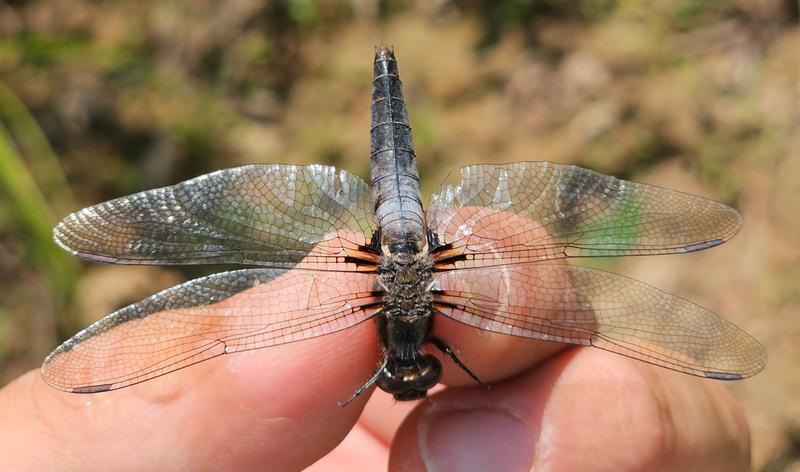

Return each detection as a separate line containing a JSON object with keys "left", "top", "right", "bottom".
{"left": 0, "top": 316, "right": 751, "bottom": 471}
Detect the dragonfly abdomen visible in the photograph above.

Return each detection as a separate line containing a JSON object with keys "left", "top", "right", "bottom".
{"left": 370, "top": 46, "right": 425, "bottom": 254}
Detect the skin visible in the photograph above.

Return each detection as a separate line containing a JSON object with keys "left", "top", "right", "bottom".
{"left": 0, "top": 318, "right": 751, "bottom": 471}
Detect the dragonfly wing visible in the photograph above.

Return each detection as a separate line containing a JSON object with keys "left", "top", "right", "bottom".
{"left": 427, "top": 162, "right": 741, "bottom": 269}
{"left": 433, "top": 265, "right": 765, "bottom": 379}
{"left": 42, "top": 269, "right": 381, "bottom": 392}
{"left": 54, "top": 165, "right": 379, "bottom": 271}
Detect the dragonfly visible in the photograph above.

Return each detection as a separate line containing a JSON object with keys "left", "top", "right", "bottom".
{"left": 42, "top": 46, "right": 766, "bottom": 404}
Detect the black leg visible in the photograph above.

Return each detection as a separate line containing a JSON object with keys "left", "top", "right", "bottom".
{"left": 338, "top": 356, "right": 388, "bottom": 407}
{"left": 428, "top": 336, "right": 483, "bottom": 386}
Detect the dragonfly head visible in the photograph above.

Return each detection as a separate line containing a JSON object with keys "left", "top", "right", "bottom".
{"left": 377, "top": 354, "right": 442, "bottom": 400}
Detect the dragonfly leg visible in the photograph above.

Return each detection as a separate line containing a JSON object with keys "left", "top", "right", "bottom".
{"left": 338, "top": 355, "right": 389, "bottom": 407}
{"left": 428, "top": 336, "right": 483, "bottom": 387}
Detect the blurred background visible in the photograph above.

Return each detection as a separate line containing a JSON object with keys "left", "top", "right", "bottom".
{"left": 0, "top": 0, "right": 797, "bottom": 468}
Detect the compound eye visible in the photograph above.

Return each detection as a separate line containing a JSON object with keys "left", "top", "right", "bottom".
{"left": 412, "top": 355, "right": 442, "bottom": 391}
{"left": 376, "top": 367, "right": 410, "bottom": 395}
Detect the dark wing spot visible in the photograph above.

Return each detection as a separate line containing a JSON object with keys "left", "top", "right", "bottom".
{"left": 72, "top": 384, "right": 114, "bottom": 393}
{"left": 683, "top": 239, "right": 725, "bottom": 253}
{"left": 703, "top": 371, "right": 743, "bottom": 381}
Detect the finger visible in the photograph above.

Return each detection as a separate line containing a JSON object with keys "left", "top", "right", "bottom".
{"left": 390, "top": 347, "right": 751, "bottom": 471}
{"left": 430, "top": 316, "right": 564, "bottom": 387}
{"left": 0, "top": 322, "right": 379, "bottom": 471}
{"left": 429, "top": 209, "right": 577, "bottom": 387}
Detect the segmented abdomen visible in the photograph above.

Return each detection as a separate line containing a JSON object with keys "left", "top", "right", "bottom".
{"left": 370, "top": 47, "right": 425, "bottom": 254}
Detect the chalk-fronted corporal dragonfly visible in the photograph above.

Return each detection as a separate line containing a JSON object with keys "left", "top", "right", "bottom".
{"left": 42, "top": 46, "right": 766, "bottom": 403}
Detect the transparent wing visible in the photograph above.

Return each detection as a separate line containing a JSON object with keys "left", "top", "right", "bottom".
{"left": 433, "top": 265, "right": 765, "bottom": 379}
{"left": 54, "top": 165, "right": 380, "bottom": 271}
{"left": 42, "top": 269, "right": 381, "bottom": 392}
{"left": 427, "top": 162, "right": 741, "bottom": 269}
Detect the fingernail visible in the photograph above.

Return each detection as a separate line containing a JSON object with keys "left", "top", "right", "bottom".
{"left": 420, "top": 407, "right": 535, "bottom": 472}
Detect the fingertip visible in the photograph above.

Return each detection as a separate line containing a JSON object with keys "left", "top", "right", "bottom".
{"left": 390, "top": 348, "right": 752, "bottom": 471}
{"left": 389, "top": 348, "right": 569, "bottom": 472}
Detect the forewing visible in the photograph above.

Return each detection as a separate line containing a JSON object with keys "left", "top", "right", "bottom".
{"left": 42, "top": 269, "right": 381, "bottom": 392}
{"left": 427, "top": 162, "right": 741, "bottom": 269}
{"left": 54, "top": 165, "right": 379, "bottom": 271}
{"left": 433, "top": 265, "right": 765, "bottom": 379}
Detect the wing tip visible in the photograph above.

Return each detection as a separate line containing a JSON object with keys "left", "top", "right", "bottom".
{"left": 40, "top": 363, "right": 114, "bottom": 394}
{"left": 679, "top": 203, "right": 742, "bottom": 253}
{"left": 703, "top": 350, "right": 767, "bottom": 381}
{"left": 53, "top": 216, "right": 118, "bottom": 263}
{"left": 52, "top": 222, "right": 126, "bottom": 264}
{"left": 52, "top": 221, "right": 77, "bottom": 254}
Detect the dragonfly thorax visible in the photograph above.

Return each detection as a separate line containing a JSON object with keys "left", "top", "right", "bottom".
{"left": 379, "top": 253, "right": 434, "bottom": 322}
{"left": 376, "top": 252, "right": 435, "bottom": 358}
